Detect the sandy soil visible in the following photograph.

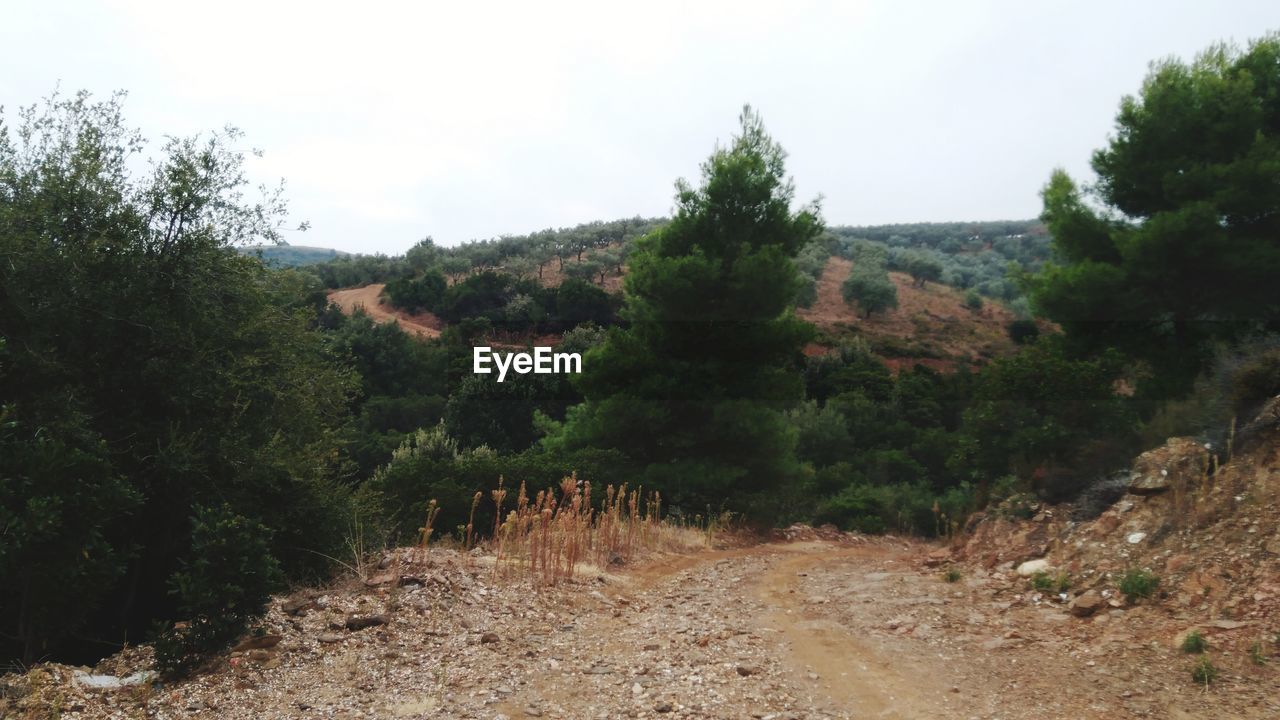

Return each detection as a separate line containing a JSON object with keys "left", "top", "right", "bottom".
{"left": 327, "top": 284, "right": 444, "bottom": 339}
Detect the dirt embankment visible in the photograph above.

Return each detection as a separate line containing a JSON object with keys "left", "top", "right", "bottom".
{"left": 327, "top": 284, "right": 444, "bottom": 339}
{"left": 798, "top": 256, "right": 1024, "bottom": 370}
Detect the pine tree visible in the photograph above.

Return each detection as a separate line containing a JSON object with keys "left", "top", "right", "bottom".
{"left": 547, "top": 107, "right": 822, "bottom": 512}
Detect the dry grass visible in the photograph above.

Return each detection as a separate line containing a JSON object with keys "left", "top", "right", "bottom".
{"left": 488, "top": 474, "right": 712, "bottom": 586}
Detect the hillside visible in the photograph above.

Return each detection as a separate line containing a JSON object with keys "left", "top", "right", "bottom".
{"left": 8, "top": 399, "right": 1278, "bottom": 719}
{"left": 798, "top": 256, "right": 1021, "bottom": 370}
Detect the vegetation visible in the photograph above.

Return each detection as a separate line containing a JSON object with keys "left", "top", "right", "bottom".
{"left": 841, "top": 263, "right": 899, "bottom": 318}
{"left": 0, "top": 92, "right": 352, "bottom": 665}
{"left": 1026, "top": 34, "right": 1280, "bottom": 402}
{"left": 1119, "top": 568, "right": 1161, "bottom": 603}
{"left": 5, "top": 32, "right": 1278, "bottom": 675}
{"left": 1191, "top": 656, "right": 1219, "bottom": 686}
{"left": 545, "top": 106, "right": 820, "bottom": 514}
{"left": 1181, "top": 630, "right": 1208, "bottom": 654}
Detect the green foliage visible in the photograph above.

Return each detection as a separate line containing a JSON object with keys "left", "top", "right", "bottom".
{"left": 0, "top": 91, "right": 353, "bottom": 663}
{"left": 1027, "top": 34, "right": 1280, "bottom": 400}
{"left": 1249, "top": 641, "right": 1268, "bottom": 666}
{"left": 241, "top": 244, "right": 346, "bottom": 267}
{"left": 953, "top": 342, "right": 1136, "bottom": 502}
{"left": 842, "top": 263, "right": 898, "bottom": 318}
{"left": 943, "top": 569, "right": 963, "bottom": 583}
{"left": 555, "top": 278, "right": 616, "bottom": 328}
{"left": 1119, "top": 568, "right": 1161, "bottom": 603}
{"left": 1181, "top": 630, "right": 1207, "bottom": 654}
{"left": 892, "top": 249, "right": 944, "bottom": 287}
{"left": 1191, "top": 656, "right": 1219, "bottom": 686}
{"left": 548, "top": 107, "right": 820, "bottom": 513}
{"left": 831, "top": 221, "right": 1051, "bottom": 300}
{"left": 1007, "top": 319, "right": 1041, "bottom": 345}
{"left": 384, "top": 270, "right": 447, "bottom": 313}
{"left": 154, "top": 505, "right": 282, "bottom": 675}
{"left": 964, "top": 289, "right": 984, "bottom": 311}
{"left": 360, "top": 423, "right": 631, "bottom": 544}
{"left": 1140, "top": 336, "right": 1280, "bottom": 447}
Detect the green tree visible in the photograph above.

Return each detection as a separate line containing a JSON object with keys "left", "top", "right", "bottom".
{"left": 547, "top": 107, "right": 821, "bottom": 512}
{"left": 842, "top": 264, "right": 898, "bottom": 318}
{"left": 0, "top": 91, "right": 354, "bottom": 664}
{"left": 1026, "top": 34, "right": 1280, "bottom": 399}
{"left": 952, "top": 343, "right": 1135, "bottom": 503}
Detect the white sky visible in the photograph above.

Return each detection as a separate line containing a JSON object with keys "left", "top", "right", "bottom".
{"left": 3, "top": 1, "right": 1276, "bottom": 254}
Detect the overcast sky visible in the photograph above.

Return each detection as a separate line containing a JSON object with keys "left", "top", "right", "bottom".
{"left": 3, "top": 1, "right": 1276, "bottom": 254}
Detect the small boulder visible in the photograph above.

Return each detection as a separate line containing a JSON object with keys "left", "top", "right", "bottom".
{"left": 1016, "top": 558, "right": 1052, "bottom": 577}
{"left": 1128, "top": 437, "right": 1210, "bottom": 495}
{"left": 1069, "top": 591, "right": 1104, "bottom": 617}
{"left": 345, "top": 614, "right": 389, "bottom": 631}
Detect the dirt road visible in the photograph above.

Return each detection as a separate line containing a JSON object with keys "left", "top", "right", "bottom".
{"left": 483, "top": 539, "right": 1273, "bottom": 720}
{"left": 327, "top": 284, "right": 443, "bottom": 339}
{"left": 26, "top": 538, "right": 1276, "bottom": 719}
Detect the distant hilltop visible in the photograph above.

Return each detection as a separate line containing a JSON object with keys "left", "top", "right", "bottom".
{"left": 239, "top": 244, "right": 350, "bottom": 267}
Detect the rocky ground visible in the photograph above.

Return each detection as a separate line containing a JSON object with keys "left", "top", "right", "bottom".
{"left": 5, "top": 524, "right": 1277, "bottom": 719}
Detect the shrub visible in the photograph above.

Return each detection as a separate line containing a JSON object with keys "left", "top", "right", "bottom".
{"left": 943, "top": 569, "right": 963, "bottom": 583}
{"left": 1191, "top": 656, "right": 1218, "bottom": 686}
{"left": 842, "top": 265, "right": 899, "bottom": 318}
{"left": 1119, "top": 568, "right": 1160, "bottom": 603}
{"left": 964, "top": 289, "right": 984, "bottom": 311}
{"left": 1181, "top": 630, "right": 1207, "bottom": 654}
{"left": 154, "top": 505, "right": 282, "bottom": 676}
{"left": 384, "top": 270, "right": 447, "bottom": 312}
{"left": 1007, "top": 319, "right": 1040, "bottom": 345}
{"left": 1249, "top": 641, "right": 1267, "bottom": 666}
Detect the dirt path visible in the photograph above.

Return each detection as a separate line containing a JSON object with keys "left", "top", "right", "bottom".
{"left": 327, "top": 284, "right": 443, "bottom": 339}
{"left": 485, "top": 539, "right": 1272, "bottom": 719}
{"left": 23, "top": 539, "right": 1276, "bottom": 719}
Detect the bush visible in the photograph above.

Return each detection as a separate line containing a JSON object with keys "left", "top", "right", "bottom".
{"left": 384, "top": 270, "right": 447, "bottom": 312}
{"left": 964, "top": 289, "right": 984, "bottom": 311}
{"left": 555, "top": 278, "right": 615, "bottom": 329}
{"left": 842, "top": 265, "right": 898, "bottom": 318}
{"left": 1191, "top": 656, "right": 1218, "bottom": 686}
{"left": 154, "top": 505, "right": 282, "bottom": 675}
{"left": 1007, "top": 319, "right": 1040, "bottom": 345}
{"left": 1119, "top": 568, "right": 1160, "bottom": 603}
{"left": 1181, "top": 630, "right": 1207, "bottom": 654}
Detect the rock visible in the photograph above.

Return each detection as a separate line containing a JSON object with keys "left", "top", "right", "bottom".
{"left": 248, "top": 649, "right": 273, "bottom": 662}
{"left": 72, "top": 671, "right": 156, "bottom": 689}
{"left": 655, "top": 701, "right": 674, "bottom": 713}
{"left": 480, "top": 632, "right": 500, "bottom": 644}
{"left": 1126, "top": 532, "right": 1147, "bottom": 545}
{"left": 282, "top": 596, "right": 317, "bottom": 616}
{"left": 365, "top": 572, "right": 396, "bottom": 587}
{"left": 1128, "top": 437, "right": 1210, "bottom": 495}
{"left": 345, "top": 614, "right": 389, "bottom": 631}
{"left": 1016, "top": 559, "right": 1051, "bottom": 577}
{"left": 736, "top": 665, "right": 759, "bottom": 676}
{"left": 233, "top": 634, "right": 283, "bottom": 651}
{"left": 1069, "top": 591, "right": 1104, "bottom": 617}
{"left": 317, "top": 632, "right": 343, "bottom": 643}
{"left": 524, "top": 706, "right": 543, "bottom": 717}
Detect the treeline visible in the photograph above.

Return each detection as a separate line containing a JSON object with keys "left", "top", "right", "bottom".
{"left": 308, "top": 217, "right": 663, "bottom": 289}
